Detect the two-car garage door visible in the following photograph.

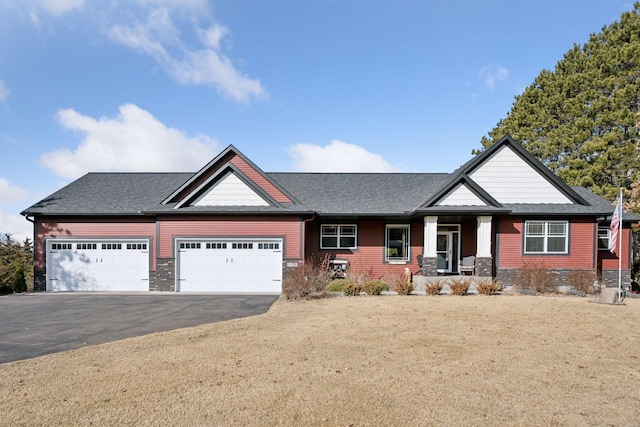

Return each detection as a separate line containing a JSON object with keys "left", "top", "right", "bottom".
{"left": 46, "top": 238, "right": 283, "bottom": 293}
{"left": 177, "top": 239, "right": 283, "bottom": 293}
{"left": 46, "top": 240, "right": 150, "bottom": 292}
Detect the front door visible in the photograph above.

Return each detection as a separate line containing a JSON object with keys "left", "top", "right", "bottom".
{"left": 436, "top": 230, "right": 459, "bottom": 273}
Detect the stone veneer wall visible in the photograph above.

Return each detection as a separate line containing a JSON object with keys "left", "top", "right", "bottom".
{"left": 601, "top": 269, "right": 632, "bottom": 288}
{"left": 154, "top": 258, "right": 175, "bottom": 292}
{"left": 34, "top": 270, "right": 46, "bottom": 291}
{"left": 495, "top": 268, "right": 623, "bottom": 289}
{"left": 475, "top": 257, "right": 492, "bottom": 277}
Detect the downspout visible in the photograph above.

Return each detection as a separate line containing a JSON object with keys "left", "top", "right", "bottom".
{"left": 22, "top": 214, "right": 36, "bottom": 292}
{"left": 301, "top": 214, "right": 316, "bottom": 263}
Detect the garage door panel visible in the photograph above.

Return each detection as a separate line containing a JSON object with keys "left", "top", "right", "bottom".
{"left": 177, "top": 239, "right": 282, "bottom": 293}
{"left": 47, "top": 240, "right": 149, "bottom": 292}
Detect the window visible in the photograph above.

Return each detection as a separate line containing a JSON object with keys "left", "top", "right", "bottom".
{"left": 258, "top": 243, "right": 279, "bottom": 250}
{"left": 179, "top": 242, "right": 201, "bottom": 249}
{"left": 386, "top": 225, "right": 410, "bottom": 262}
{"left": 524, "top": 221, "right": 568, "bottom": 254}
{"left": 206, "top": 242, "right": 227, "bottom": 249}
{"left": 232, "top": 242, "right": 253, "bottom": 249}
{"left": 598, "top": 226, "right": 610, "bottom": 250}
{"left": 51, "top": 243, "right": 72, "bottom": 250}
{"left": 320, "top": 225, "right": 357, "bottom": 249}
{"left": 126, "top": 243, "right": 147, "bottom": 250}
{"left": 76, "top": 243, "right": 97, "bottom": 250}
{"left": 102, "top": 243, "right": 123, "bottom": 250}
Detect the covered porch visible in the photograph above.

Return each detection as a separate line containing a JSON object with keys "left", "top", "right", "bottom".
{"left": 419, "top": 215, "right": 494, "bottom": 278}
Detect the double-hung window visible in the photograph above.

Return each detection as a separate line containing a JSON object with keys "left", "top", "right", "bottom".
{"left": 597, "top": 226, "right": 610, "bottom": 250}
{"left": 524, "top": 220, "right": 568, "bottom": 254}
{"left": 385, "top": 225, "right": 410, "bottom": 262}
{"left": 320, "top": 225, "right": 357, "bottom": 249}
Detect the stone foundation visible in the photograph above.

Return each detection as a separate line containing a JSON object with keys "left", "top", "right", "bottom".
{"left": 601, "top": 269, "right": 631, "bottom": 289}
{"left": 496, "top": 268, "right": 603, "bottom": 289}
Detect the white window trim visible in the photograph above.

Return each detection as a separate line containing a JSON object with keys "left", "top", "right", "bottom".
{"left": 320, "top": 224, "right": 358, "bottom": 250}
{"left": 385, "top": 224, "right": 410, "bottom": 262}
{"left": 524, "top": 220, "right": 569, "bottom": 254}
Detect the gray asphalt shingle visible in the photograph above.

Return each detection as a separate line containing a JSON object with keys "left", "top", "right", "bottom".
{"left": 22, "top": 170, "right": 628, "bottom": 219}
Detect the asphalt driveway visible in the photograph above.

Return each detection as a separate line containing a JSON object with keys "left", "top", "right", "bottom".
{"left": 0, "top": 293, "right": 279, "bottom": 364}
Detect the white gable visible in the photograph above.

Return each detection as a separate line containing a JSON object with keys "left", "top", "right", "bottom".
{"left": 192, "top": 173, "right": 269, "bottom": 206}
{"left": 469, "top": 146, "right": 572, "bottom": 204}
{"left": 436, "top": 183, "right": 487, "bottom": 206}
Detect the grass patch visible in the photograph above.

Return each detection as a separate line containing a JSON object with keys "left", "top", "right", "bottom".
{"left": 1, "top": 297, "right": 639, "bottom": 425}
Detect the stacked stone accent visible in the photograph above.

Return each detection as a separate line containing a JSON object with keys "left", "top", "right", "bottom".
{"left": 495, "top": 268, "right": 620, "bottom": 289}
{"left": 420, "top": 257, "right": 439, "bottom": 276}
{"left": 154, "top": 258, "right": 175, "bottom": 292}
{"left": 601, "top": 269, "right": 631, "bottom": 288}
{"left": 34, "top": 270, "right": 46, "bottom": 291}
{"left": 475, "top": 257, "right": 492, "bottom": 277}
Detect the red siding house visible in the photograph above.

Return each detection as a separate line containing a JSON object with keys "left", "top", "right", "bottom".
{"left": 22, "top": 136, "right": 634, "bottom": 293}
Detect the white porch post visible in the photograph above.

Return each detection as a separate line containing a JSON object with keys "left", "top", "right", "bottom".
{"left": 424, "top": 216, "right": 438, "bottom": 257}
{"left": 476, "top": 216, "right": 492, "bottom": 258}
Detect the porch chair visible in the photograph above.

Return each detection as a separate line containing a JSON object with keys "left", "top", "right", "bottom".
{"left": 459, "top": 256, "right": 476, "bottom": 275}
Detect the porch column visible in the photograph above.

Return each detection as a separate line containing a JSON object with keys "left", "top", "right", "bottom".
{"left": 476, "top": 216, "right": 493, "bottom": 277}
{"left": 422, "top": 216, "right": 438, "bottom": 275}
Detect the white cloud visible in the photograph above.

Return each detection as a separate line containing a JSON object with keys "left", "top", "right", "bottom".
{"left": 288, "top": 140, "right": 402, "bottom": 173}
{"left": 0, "top": 80, "right": 9, "bottom": 104}
{"left": 108, "top": 8, "right": 267, "bottom": 104}
{"left": 38, "top": 0, "right": 84, "bottom": 16}
{"left": 40, "top": 103, "right": 219, "bottom": 179}
{"left": 133, "top": 0, "right": 208, "bottom": 12}
{"left": 479, "top": 63, "right": 509, "bottom": 89}
{"left": 0, "top": 178, "right": 28, "bottom": 202}
{"left": 0, "top": 209, "right": 32, "bottom": 242}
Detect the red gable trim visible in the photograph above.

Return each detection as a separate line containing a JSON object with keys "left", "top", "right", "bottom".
{"left": 162, "top": 145, "right": 294, "bottom": 205}
{"left": 230, "top": 155, "right": 291, "bottom": 203}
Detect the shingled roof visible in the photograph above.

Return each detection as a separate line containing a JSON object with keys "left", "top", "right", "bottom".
{"left": 22, "top": 137, "right": 631, "bottom": 220}
{"left": 22, "top": 170, "right": 622, "bottom": 218}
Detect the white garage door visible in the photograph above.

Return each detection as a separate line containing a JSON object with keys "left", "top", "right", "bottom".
{"left": 46, "top": 240, "right": 150, "bottom": 291}
{"left": 177, "top": 239, "right": 283, "bottom": 293}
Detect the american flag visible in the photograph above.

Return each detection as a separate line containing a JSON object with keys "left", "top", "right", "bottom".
{"left": 609, "top": 195, "right": 622, "bottom": 254}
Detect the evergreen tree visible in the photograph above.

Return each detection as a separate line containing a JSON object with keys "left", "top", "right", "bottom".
{"left": 0, "top": 234, "right": 33, "bottom": 294}
{"left": 479, "top": 3, "right": 640, "bottom": 203}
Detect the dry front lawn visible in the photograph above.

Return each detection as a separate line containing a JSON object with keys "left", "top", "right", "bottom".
{"left": 1, "top": 295, "right": 639, "bottom": 426}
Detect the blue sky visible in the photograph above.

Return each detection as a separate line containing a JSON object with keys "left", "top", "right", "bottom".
{"left": 0, "top": 0, "right": 635, "bottom": 241}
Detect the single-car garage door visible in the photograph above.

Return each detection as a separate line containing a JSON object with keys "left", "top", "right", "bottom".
{"left": 46, "top": 240, "right": 150, "bottom": 291}
{"left": 177, "top": 239, "right": 283, "bottom": 293}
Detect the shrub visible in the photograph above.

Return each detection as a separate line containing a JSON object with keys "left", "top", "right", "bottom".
{"left": 13, "top": 265, "right": 27, "bottom": 293}
{"left": 345, "top": 254, "right": 375, "bottom": 286}
{"left": 327, "top": 278, "right": 349, "bottom": 292}
{"left": 384, "top": 271, "right": 413, "bottom": 295}
{"left": 449, "top": 278, "right": 471, "bottom": 296}
{"left": 425, "top": 279, "right": 445, "bottom": 295}
{"left": 282, "top": 256, "right": 332, "bottom": 300}
{"left": 476, "top": 278, "right": 500, "bottom": 295}
{"left": 343, "top": 282, "right": 363, "bottom": 296}
{"left": 567, "top": 270, "right": 598, "bottom": 294}
{"left": 363, "top": 279, "right": 389, "bottom": 295}
{"left": 514, "top": 261, "right": 557, "bottom": 293}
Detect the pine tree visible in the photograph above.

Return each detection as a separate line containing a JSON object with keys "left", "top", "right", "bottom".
{"left": 0, "top": 234, "right": 34, "bottom": 294}
{"left": 479, "top": 3, "right": 640, "bottom": 203}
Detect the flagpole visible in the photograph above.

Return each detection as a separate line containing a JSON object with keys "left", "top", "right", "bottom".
{"left": 618, "top": 187, "right": 623, "bottom": 302}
